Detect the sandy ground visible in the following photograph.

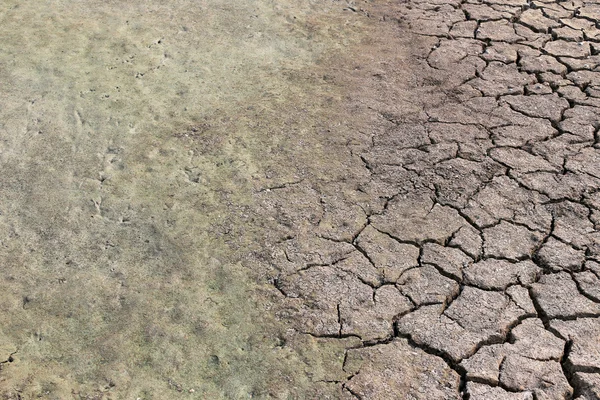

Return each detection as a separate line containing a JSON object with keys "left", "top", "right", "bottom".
{"left": 1, "top": 0, "right": 600, "bottom": 399}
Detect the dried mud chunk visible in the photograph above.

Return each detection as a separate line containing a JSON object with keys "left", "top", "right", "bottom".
{"left": 502, "top": 94, "right": 569, "bottom": 122}
{"left": 427, "top": 122, "right": 489, "bottom": 143}
{"left": 574, "top": 271, "right": 600, "bottom": 302}
{"left": 462, "top": 175, "right": 552, "bottom": 231}
{"left": 525, "top": 83, "right": 553, "bottom": 95}
{"left": 554, "top": 26, "right": 584, "bottom": 41}
{"left": 359, "top": 164, "right": 420, "bottom": 200}
{"left": 335, "top": 252, "right": 382, "bottom": 287}
{"left": 449, "top": 224, "right": 483, "bottom": 259}
{"left": 477, "top": 20, "right": 522, "bottom": 42}
{"left": 568, "top": 70, "right": 600, "bottom": 87}
{"left": 466, "top": 382, "right": 534, "bottom": 400}
{"left": 481, "top": 42, "right": 518, "bottom": 63}
{"left": 490, "top": 147, "right": 559, "bottom": 173}
{"left": 510, "top": 318, "right": 565, "bottom": 360}
{"left": 471, "top": 62, "right": 536, "bottom": 96}
{"left": 464, "top": 259, "right": 540, "bottom": 290}
{"left": 491, "top": 120, "right": 556, "bottom": 147}
{"left": 341, "top": 284, "right": 413, "bottom": 341}
{"left": 506, "top": 285, "right": 536, "bottom": 314}
{"left": 536, "top": 237, "right": 585, "bottom": 272}
{"left": 531, "top": 272, "right": 600, "bottom": 319}
{"left": 519, "top": 55, "right": 567, "bottom": 74}
{"left": 317, "top": 197, "right": 366, "bottom": 242}
{"left": 550, "top": 201, "right": 596, "bottom": 249}
{"left": 560, "top": 56, "right": 600, "bottom": 71}
{"left": 551, "top": 318, "right": 600, "bottom": 371}
{"left": 519, "top": 9, "right": 561, "bottom": 32}
{"left": 499, "top": 355, "right": 573, "bottom": 399}
{"left": 513, "top": 21, "right": 551, "bottom": 39}
{"left": 514, "top": 172, "right": 598, "bottom": 200}
{"left": 433, "top": 158, "right": 505, "bottom": 208}
{"left": 428, "top": 39, "right": 483, "bottom": 70}
{"left": 461, "top": 319, "right": 564, "bottom": 385}
{"left": 344, "top": 339, "right": 461, "bottom": 400}
{"left": 572, "top": 372, "right": 600, "bottom": 399}
{"left": 458, "top": 139, "right": 495, "bottom": 162}
{"left": 563, "top": 105, "right": 600, "bottom": 126}
{"left": 461, "top": 344, "right": 506, "bottom": 385}
{"left": 579, "top": 4, "right": 600, "bottom": 20}
{"left": 374, "top": 123, "right": 429, "bottom": 149}
{"left": 426, "top": 103, "right": 507, "bottom": 127}
{"left": 273, "top": 234, "right": 356, "bottom": 275}
{"left": 531, "top": 134, "right": 590, "bottom": 167}
{"left": 398, "top": 287, "right": 526, "bottom": 362}
{"left": 421, "top": 243, "right": 473, "bottom": 280}
{"left": 370, "top": 193, "right": 467, "bottom": 244}
{"left": 450, "top": 20, "right": 477, "bottom": 38}
{"left": 464, "top": 4, "right": 511, "bottom": 20}
{"left": 483, "top": 221, "right": 544, "bottom": 261}
{"left": 410, "top": 18, "right": 451, "bottom": 36}
{"left": 566, "top": 147, "right": 600, "bottom": 180}
{"left": 544, "top": 40, "right": 591, "bottom": 58}
{"left": 355, "top": 225, "right": 419, "bottom": 283}
{"left": 397, "top": 265, "right": 460, "bottom": 305}
{"left": 278, "top": 267, "right": 373, "bottom": 336}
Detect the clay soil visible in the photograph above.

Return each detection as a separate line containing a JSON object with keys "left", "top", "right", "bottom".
{"left": 1, "top": 0, "right": 599, "bottom": 399}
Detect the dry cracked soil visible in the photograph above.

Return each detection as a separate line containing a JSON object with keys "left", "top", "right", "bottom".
{"left": 1, "top": 0, "right": 599, "bottom": 399}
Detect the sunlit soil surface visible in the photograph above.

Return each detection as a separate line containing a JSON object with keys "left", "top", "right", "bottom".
{"left": 0, "top": 1, "right": 401, "bottom": 398}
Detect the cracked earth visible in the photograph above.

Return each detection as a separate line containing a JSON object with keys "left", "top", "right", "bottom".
{"left": 0, "top": 0, "right": 599, "bottom": 399}
{"left": 262, "top": 0, "right": 600, "bottom": 398}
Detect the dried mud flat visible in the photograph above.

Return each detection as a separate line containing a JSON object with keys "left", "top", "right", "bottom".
{"left": 1, "top": 0, "right": 599, "bottom": 399}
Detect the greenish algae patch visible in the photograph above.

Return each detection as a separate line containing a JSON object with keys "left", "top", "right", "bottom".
{"left": 0, "top": 0, "right": 405, "bottom": 398}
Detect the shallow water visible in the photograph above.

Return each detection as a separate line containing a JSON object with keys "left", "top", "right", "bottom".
{"left": 0, "top": 0, "right": 396, "bottom": 398}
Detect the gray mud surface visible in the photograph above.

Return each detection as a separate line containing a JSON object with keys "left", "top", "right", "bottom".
{"left": 1, "top": 0, "right": 600, "bottom": 399}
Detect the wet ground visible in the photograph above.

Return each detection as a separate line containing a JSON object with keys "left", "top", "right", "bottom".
{"left": 1, "top": 0, "right": 599, "bottom": 399}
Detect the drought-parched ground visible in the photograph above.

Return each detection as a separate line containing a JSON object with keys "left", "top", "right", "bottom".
{"left": 1, "top": 0, "right": 599, "bottom": 399}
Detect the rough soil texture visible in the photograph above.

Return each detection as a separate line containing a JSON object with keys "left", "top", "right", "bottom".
{"left": 1, "top": 0, "right": 599, "bottom": 399}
